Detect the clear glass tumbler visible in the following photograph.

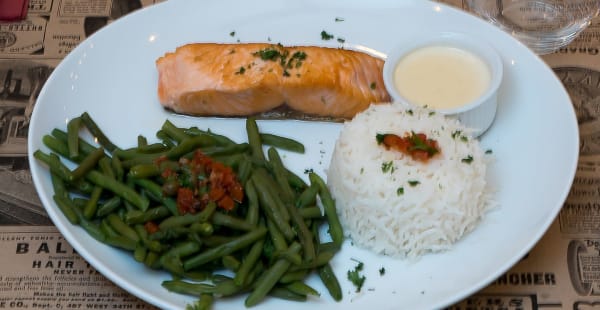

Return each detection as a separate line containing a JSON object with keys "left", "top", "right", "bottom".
{"left": 464, "top": 0, "right": 600, "bottom": 54}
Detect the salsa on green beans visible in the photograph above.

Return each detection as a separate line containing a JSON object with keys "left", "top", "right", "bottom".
{"left": 34, "top": 114, "right": 344, "bottom": 309}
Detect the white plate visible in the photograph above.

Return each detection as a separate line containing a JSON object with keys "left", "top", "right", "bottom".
{"left": 28, "top": 0, "right": 579, "bottom": 309}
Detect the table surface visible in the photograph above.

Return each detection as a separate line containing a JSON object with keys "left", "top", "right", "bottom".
{"left": 0, "top": 0, "right": 598, "bottom": 309}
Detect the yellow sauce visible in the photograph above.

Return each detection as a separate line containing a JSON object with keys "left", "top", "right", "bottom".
{"left": 393, "top": 45, "right": 491, "bottom": 109}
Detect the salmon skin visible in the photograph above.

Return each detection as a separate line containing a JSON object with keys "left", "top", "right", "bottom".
{"left": 156, "top": 43, "right": 390, "bottom": 119}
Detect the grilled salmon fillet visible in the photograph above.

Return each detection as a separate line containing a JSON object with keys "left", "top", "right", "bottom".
{"left": 156, "top": 43, "right": 390, "bottom": 119}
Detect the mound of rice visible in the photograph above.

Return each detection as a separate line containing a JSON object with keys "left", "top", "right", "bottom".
{"left": 327, "top": 103, "right": 493, "bottom": 258}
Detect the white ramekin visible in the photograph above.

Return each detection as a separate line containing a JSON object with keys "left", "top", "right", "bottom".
{"left": 382, "top": 32, "right": 503, "bottom": 137}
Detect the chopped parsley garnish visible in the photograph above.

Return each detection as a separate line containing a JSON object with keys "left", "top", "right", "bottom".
{"left": 485, "top": 149, "right": 493, "bottom": 154}
{"left": 234, "top": 66, "right": 246, "bottom": 75}
{"left": 337, "top": 37, "right": 346, "bottom": 43}
{"left": 396, "top": 187, "right": 404, "bottom": 196}
{"left": 348, "top": 259, "right": 366, "bottom": 293}
{"left": 460, "top": 136, "right": 468, "bottom": 142}
{"left": 407, "top": 109, "right": 413, "bottom": 115}
{"left": 335, "top": 17, "right": 345, "bottom": 22}
{"left": 254, "top": 47, "right": 282, "bottom": 61}
{"left": 375, "top": 133, "right": 386, "bottom": 144}
{"left": 253, "top": 46, "right": 306, "bottom": 77}
{"left": 370, "top": 82, "right": 376, "bottom": 90}
{"left": 461, "top": 155, "right": 474, "bottom": 164}
{"left": 451, "top": 130, "right": 462, "bottom": 139}
{"left": 303, "top": 168, "right": 314, "bottom": 174}
{"left": 321, "top": 30, "right": 335, "bottom": 40}
{"left": 407, "top": 131, "right": 439, "bottom": 156}
{"left": 379, "top": 267, "right": 386, "bottom": 276}
{"left": 381, "top": 161, "right": 394, "bottom": 173}
{"left": 429, "top": 111, "right": 435, "bottom": 116}
{"left": 229, "top": 31, "right": 235, "bottom": 37}
{"left": 408, "top": 180, "right": 420, "bottom": 187}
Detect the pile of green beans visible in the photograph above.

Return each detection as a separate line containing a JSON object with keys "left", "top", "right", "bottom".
{"left": 35, "top": 112, "right": 344, "bottom": 309}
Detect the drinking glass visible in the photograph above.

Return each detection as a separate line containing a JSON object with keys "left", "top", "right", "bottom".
{"left": 464, "top": 0, "right": 600, "bottom": 54}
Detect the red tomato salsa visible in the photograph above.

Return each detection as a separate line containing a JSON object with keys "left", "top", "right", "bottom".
{"left": 156, "top": 150, "right": 244, "bottom": 215}
{"left": 376, "top": 132, "right": 441, "bottom": 162}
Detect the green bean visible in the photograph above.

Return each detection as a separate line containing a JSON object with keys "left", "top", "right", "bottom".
{"left": 80, "top": 112, "right": 118, "bottom": 152}
{"left": 222, "top": 255, "right": 241, "bottom": 272}
{"left": 50, "top": 172, "right": 68, "bottom": 200}
{"left": 105, "top": 235, "right": 137, "bottom": 251}
{"left": 133, "top": 244, "right": 147, "bottom": 263}
{"left": 183, "top": 227, "right": 267, "bottom": 270}
{"left": 309, "top": 172, "right": 344, "bottom": 246}
{"left": 67, "top": 116, "right": 81, "bottom": 158}
{"left": 318, "top": 263, "right": 342, "bottom": 301}
{"left": 43, "top": 134, "right": 82, "bottom": 162}
{"left": 286, "top": 168, "right": 308, "bottom": 190}
{"left": 98, "top": 157, "right": 115, "bottom": 179}
{"left": 201, "top": 235, "right": 237, "bottom": 247}
{"left": 131, "top": 178, "right": 163, "bottom": 201}
{"left": 251, "top": 172, "right": 295, "bottom": 240}
{"left": 100, "top": 219, "right": 120, "bottom": 238}
{"left": 245, "top": 242, "right": 301, "bottom": 307}
{"left": 107, "top": 213, "right": 139, "bottom": 243}
{"left": 267, "top": 147, "right": 295, "bottom": 203}
{"left": 202, "top": 143, "right": 249, "bottom": 157}
{"left": 186, "top": 294, "right": 214, "bottom": 310}
{"left": 279, "top": 270, "right": 308, "bottom": 284}
{"left": 185, "top": 127, "right": 236, "bottom": 146}
{"left": 260, "top": 133, "right": 305, "bottom": 153}
{"left": 144, "top": 251, "right": 161, "bottom": 269}
{"left": 268, "top": 287, "right": 307, "bottom": 302}
{"left": 298, "top": 206, "right": 322, "bottom": 219}
{"left": 163, "top": 241, "right": 201, "bottom": 260}
{"left": 51, "top": 128, "right": 98, "bottom": 157}
{"left": 274, "top": 241, "right": 302, "bottom": 265}
{"left": 52, "top": 194, "right": 78, "bottom": 224}
{"left": 71, "top": 147, "right": 105, "bottom": 181}
{"left": 161, "top": 253, "right": 185, "bottom": 275}
{"left": 96, "top": 196, "right": 123, "bottom": 218}
{"left": 317, "top": 241, "right": 340, "bottom": 254}
{"left": 137, "top": 135, "right": 148, "bottom": 147}
{"left": 159, "top": 202, "right": 216, "bottom": 230}
{"left": 134, "top": 225, "right": 163, "bottom": 253}
{"left": 189, "top": 222, "right": 214, "bottom": 236}
{"left": 254, "top": 168, "right": 290, "bottom": 221}
{"left": 124, "top": 206, "right": 170, "bottom": 224}
{"left": 113, "top": 147, "right": 163, "bottom": 160}
{"left": 161, "top": 119, "right": 190, "bottom": 143}
{"left": 166, "top": 136, "right": 215, "bottom": 160}
{"left": 296, "top": 182, "right": 318, "bottom": 208}
{"left": 69, "top": 201, "right": 106, "bottom": 242}
{"left": 246, "top": 117, "right": 265, "bottom": 161}
{"left": 34, "top": 150, "right": 74, "bottom": 182}
{"left": 290, "top": 250, "right": 336, "bottom": 271}
{"left": 233, "top": 237, "right": 264, "bottom": 286}
{"left": 244, "top": 179, "right": 259, "bottom": 226}
{"left": 182, "top": 271, "right": 211, "bottom": 282}
{"left": 83, "top": 186, "right": 102, "bottom": 220}
{"left": 86, "top": 170, "right": 149, "bottom": 211}
{"left": 266, "top": 218, "right": 288, "bottom": 253}
{"left": 286, "top": 281, "right": 320, "bottom": 297}
{"left": 162, "top": 280, "right": 221, "bottom": 296}
{"left": 212, "top": 212, "right": 255, "bottom": 231}
{"left": 286, "top": 202, "right": 316, "bottom": 263}
{"left": 111, "top": 154, "right": 124, "bottom": 181}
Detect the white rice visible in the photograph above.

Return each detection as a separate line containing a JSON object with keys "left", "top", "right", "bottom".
{"left": 327, "top": 103, "right": 493, "bottom": 258}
